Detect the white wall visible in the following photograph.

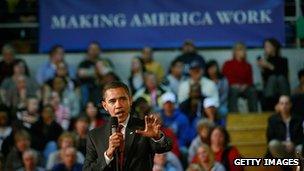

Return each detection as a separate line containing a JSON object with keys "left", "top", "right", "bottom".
{"left": 18, "top": 48, "right": 304, "bottom": 90}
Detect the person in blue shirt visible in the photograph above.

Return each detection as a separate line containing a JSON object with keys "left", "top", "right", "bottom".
{"left": 159, "top": 92, "right": 192, "bottom": 148}
{"left": 52, "top": 147, "right": 82, "bottom": 171}
{"left": 36, "top": 45, "right": 76, "bottom": 85}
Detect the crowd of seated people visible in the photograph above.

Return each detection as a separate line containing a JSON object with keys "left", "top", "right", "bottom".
{"left": 0, "top": 38, "right": 303, "bottom": 171}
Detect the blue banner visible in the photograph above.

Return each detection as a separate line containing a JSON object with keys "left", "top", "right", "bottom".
{"left": 39, "top": 0, "right": 285, "bottom": 52}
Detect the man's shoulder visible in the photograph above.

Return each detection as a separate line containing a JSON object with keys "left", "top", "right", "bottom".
{"left": 89, "top": 124, "right": 108, "bottom": 136}
{"left": 128, "top": 116, "right": 145, "bottom": 129}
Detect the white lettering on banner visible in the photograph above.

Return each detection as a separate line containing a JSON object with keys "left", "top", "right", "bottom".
{"left": 216, "top": 9, "right": 272, "bottom": 24}
{"left": 51, "top": 14, "right": 127, "bottom": 29}
{"left": 50, "top": 9, "right": 274, "bottom": 29}
{"left": 130, "top": 12, "right": 212, "bottom": 27}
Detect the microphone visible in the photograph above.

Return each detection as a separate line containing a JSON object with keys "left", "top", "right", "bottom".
{"left": 110, "top": 117, "right": 120, "bottom": 171}
{"left": 111, "top": 117, "right": 118, "bottom": 134}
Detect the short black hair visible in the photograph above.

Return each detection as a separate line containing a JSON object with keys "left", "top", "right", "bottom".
{"left": 298, "top": 69, "right": 304, "bottom": 80}
{"left": 101, "top": 81, "right": 130, "bottom": 101}
{"left": 49, "top": 44, "right": 64, "bottom": 56}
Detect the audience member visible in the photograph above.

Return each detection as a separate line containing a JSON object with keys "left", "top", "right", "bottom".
{"left": 133, "top": 72, "right": 168, "bottom": 111}
{"left": 132, "top": 97, "right": 152, "bottom": 119}
{"left": 192, "top": 143, "right": 226, "bottom": 171}
{"left": 128, "top": 57, "right": 146, "bottom": 94}
{"left": 16, "top": 149, "right": 45, "bottom": 171}
{"left": 179, "top": 83, "right": 218, "bottom": 124}
{"left": 15, "top": 96, "right": 39, "bottom": 129}
{"left": 258, "top": 38, "right": 290, "bottom": 110}
{"left": 36, "top": 45, "right": 75, "bottom": 85}
{"left": 163, "top": 59, "right": 186, "bottom": 96}
{"left": 77, "top": 42, "right": 113, "bottom": 108}
{"left": 174, "top": 40, "right": 206, "bottom": 76}
{"left": 49, "top": 91, "right": 70, "bottom": 130}
{"left": 74, "top": 117, "right": 89, "bottom": 156}
{"left": 209, "top": 126, "right": 243, "bottom": 171}
{"left": 159, "top": 92, "right": 191, "bottom": 149}
{"left": 153, "top": 152, "right": 183, "bottom": 171}
{"left": 46, "top": 132, "right": 84, "bottom": 170}
{"left": 292, "top": 69, "right": 304, "bottom": 95}
{"left": 0, "top": 107, "right": 12, "bottom": 150}
{"left": 0, "top": 44, "right": 29, "bottom": 84}
{"left": 178, "top": 60, "right": 219, "bottom": 107}
{"left": 205, "top": 60, "right": 229, "bottom": 123}
{"left": 55, "top": 61, "right": 77, "bottom": 91}
{"left": 141, "top": 47, "right": 165, "bottom": 82}
{"left": 222, "top": 42, "right": 258, "bottom": 112}
{"left": 4, "top": 75, "right": 38, "bottom": 109}
{"left": 266, "top": 95, "right": 304, "bottom": 158}
{"left": 44, "top": 76, "right": 79, "bottom": 118}
{"left": 1, "top": 60, "right": 37, "bottom": 103}
{"left": 5, "top": 130, "right": 40, "bottom": 171}
{"left": 30, "top": 105, "right": 63, "bottom": 156}
{"left": 51, "top": 147, "right": 82, "bottom": 171}
{"left": 188, "top": 119, "right": 215, "bottom": 163}
{"left": 85, "top": 102, "right": 105, "bottom": 130}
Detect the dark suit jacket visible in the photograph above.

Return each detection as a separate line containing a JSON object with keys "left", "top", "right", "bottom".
{"left": 83, "top": 116, "right": 172, "bottom": 171}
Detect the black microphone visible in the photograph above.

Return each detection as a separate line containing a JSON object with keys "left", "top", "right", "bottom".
{"left": 110, "top": 117, "right": 120, "bottom": 171}
{"left": 111, "top": 117, "right": 118, "bottom": 134}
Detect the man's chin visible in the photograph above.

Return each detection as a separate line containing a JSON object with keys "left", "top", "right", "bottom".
{"left": 117, "top": 114, "right": 128, "bottom": 123}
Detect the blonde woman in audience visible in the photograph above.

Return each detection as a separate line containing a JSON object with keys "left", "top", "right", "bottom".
{"left": 192, "top": 143, "right": 226, "bottom": 171}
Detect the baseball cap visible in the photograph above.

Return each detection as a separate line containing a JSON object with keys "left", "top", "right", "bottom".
{"left": 160, "top": 92, "right": 176, "bottom": 106}
{"left": 189, "top": 60, "right": 201, "bottom": 69}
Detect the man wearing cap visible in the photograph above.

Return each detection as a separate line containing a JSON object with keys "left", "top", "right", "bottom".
{"left": 159, "top": 92, "right": 191, "bottom": 149}
{"left": 174, "top": 40, "right": 206, "bottom": 76}
{"left": 178, "top": 60, "right": 219, "bottom": 107}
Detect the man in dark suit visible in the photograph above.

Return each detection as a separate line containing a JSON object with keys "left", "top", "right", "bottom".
{"left": 83, "top": 81, "right": 172, "bottom": 171}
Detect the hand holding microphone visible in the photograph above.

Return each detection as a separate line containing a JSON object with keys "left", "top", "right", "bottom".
{"left": 105, "top": 117, "right": 123, "bottom": 159}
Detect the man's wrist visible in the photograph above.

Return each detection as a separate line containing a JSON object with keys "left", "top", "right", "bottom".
{"left": 152, "top": 132, "right": 162, "bottom": 140}
{"left": 105, "top": 149, "right": 113, "bottom": 159}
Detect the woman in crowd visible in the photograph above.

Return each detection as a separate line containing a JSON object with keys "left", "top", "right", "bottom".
{"left": 209, "top": 126, "right": 243, "bottom": 171}
{"left": 257, "top": 38, "right": 290, "bottom": 110}
{"left": 44, "top": 76, "right": 80, "bottom": 118}
{"left": 85, "top": 101, "right": 105, "bottom": 130}
{"left": 192, "top": 143, "right": 226, "bottom": 171}
{"left": 128, "top": 56, "right": 146, "bottom": 95}
{"left": 205, "top": 60, "right": 229, "bottom": 124}
{"left": 1, "top": 60, "right": 37, "bottom": 104}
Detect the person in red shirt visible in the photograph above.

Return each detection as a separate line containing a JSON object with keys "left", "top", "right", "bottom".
{"left": 209, "top": 126, "right": 243, "bottom": 171}
{"left": 222, "top": 42, "right": 258, "bottom": 112}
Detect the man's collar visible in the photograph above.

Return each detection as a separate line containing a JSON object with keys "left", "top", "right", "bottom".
{"left": 120, "top": 114, "right": 130, "bottom": 127}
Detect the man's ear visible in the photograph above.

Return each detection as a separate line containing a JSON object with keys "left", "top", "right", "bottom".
{"left": 102, "top": 100, "right": 107, "bottom": 111}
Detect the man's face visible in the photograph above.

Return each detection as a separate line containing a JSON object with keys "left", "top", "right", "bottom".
{"left": 88, "top": 44, "right": 101, "bottom": 59}
{"left": 163, "top": 101, "right": 174, "bottom": 116}
{"left": 142, "top": 48, "right": 152, "bottom": 63}
{"left": 51, "top": 48, "right": 64, "bottom": 64}
{"left": 23, "top": 154, "right": 35, "bottom": 169}
{"left": 2, "top": 50, "right": 14, "bottom": 63}
{"left": 27, "top": 98, "right": 39, "bottom": 113}
{"left": 102, "top": 87, "right": 132, "bottom": 123}
{"left": 189, "top": 68, "right": 203, "bottom": 81}
{"left": 63, "top": 148, "right": 76, "bottom": 168}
